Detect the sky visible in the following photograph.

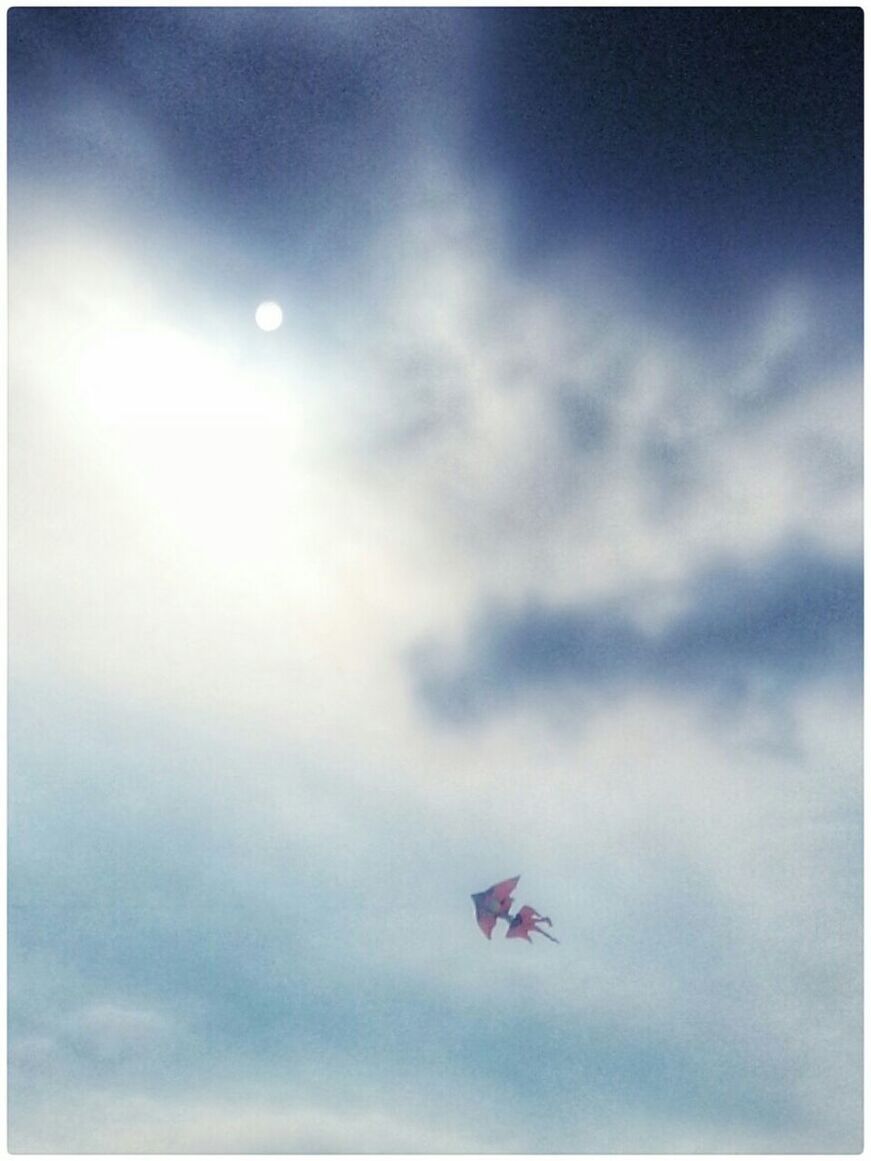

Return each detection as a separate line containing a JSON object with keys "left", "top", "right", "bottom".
{"left": 7, "top": 7, "right": 863, "bottom": 1153}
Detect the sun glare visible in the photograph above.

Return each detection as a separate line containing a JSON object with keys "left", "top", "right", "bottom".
{"left": 255, "top": 301, "right": 283, "bottom": 331}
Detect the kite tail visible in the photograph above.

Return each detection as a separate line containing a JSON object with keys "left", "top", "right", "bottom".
{"left": 537, "top": 926, "right": 560, "bottom": 943}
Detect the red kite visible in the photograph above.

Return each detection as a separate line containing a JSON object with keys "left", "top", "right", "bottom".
{"left": 472, "top": 878, "right": 558, "bottom": 943}
{"left": 506, "top": 904, "right": 559, "bottom": 943}
{"left": 471, "top": 876, "right": 519, "bottom": 939}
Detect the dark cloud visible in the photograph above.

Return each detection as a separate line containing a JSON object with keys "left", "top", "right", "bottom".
{"left": 412, "top": 545, "right": 862, "bottom": 723}
{"left": 469, "top": 8, "right": 863, "bottom": 314}
{"left": 10, "top": 9, "right": 862, "bottom": 328}
{"left": 7, "top": 8, "right": 476, "bottom": 266}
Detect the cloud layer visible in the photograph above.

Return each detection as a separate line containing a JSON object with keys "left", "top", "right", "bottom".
{"left": 8, "top": 9, "right": 862, "bottom": 1154}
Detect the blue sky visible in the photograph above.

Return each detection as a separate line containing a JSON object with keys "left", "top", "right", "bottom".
{"left": 8, "top": 7, "right": 863, "bottom": 1152}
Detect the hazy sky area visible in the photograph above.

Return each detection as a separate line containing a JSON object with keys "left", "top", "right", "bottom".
{"left": 8, "top": 7, "right": 863, "bottom": 1153}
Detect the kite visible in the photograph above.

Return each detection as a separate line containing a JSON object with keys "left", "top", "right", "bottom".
{"left": 506, "top": 904, "right": 559, "bottom": 943}
{"left": 471, "top": 876, "right": 558, "bottom": 943}
{"left": 471, "top": 875, "right": 519, "bottom": 939}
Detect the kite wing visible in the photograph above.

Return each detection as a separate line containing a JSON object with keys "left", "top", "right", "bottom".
{"left": 489, "top": 876, "right": 520, "bottom": 907}
{"left": 506, "top": 905, "right": 536, "bottom": 941}
{"left": 475, "top": 910, "right": 498, "bottom": 940}
{"left": 471, "top": 876, "right": 521, "bottom": 938}
{"left": 505, "top": 925, "right": 531, "bottom": 941}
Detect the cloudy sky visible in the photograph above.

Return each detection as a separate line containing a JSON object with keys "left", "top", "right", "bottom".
{"left": 8, "top": 7, "right": 863, "bottom": 1153}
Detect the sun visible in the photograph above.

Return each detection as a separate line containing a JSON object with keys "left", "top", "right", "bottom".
{"left": 255, "top": 301, "right": 283, "bottom": 331}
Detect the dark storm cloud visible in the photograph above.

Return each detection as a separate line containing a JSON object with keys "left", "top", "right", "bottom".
{"left": 468, "top": 8, "right": 863, "bottom": 316}
{"left": 413, "top": 545, "right": 863, "bottom": 723}
{"left": 10, "top": 8, "right": 862, "bottom": 317}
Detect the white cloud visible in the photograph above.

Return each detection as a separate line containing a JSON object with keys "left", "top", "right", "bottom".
{"left": 61, "top": 1001, "right": 178, "bottom": 1060}
{"left": 11, "top": 179, "right": 861, "bottom": 735}
{"left": 9, "top": 1090, "right": 493, "bottom": 1153}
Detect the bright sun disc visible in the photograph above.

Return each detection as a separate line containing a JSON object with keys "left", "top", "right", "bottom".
{"left": 255, "top": 301, "right": 283, "bottom": 331}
